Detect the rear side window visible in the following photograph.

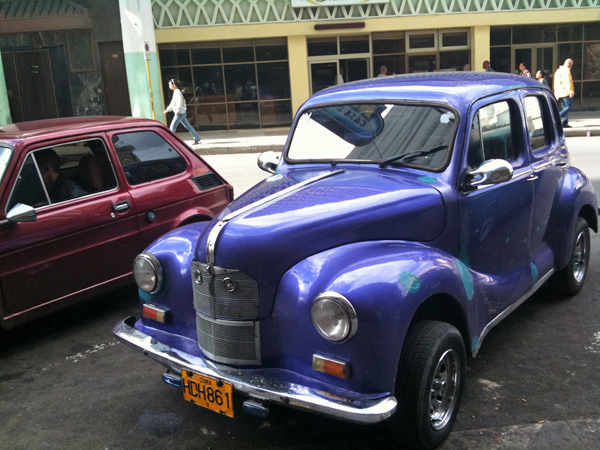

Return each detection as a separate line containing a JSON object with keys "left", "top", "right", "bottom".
{"left": 112, "top": 131, "right": 187, "bottom": 185}
{"left": 524, "top": 96, "right": 551, "bottom": 153}
{"left": 7, "top": 139, "right": 117, "bottom": 211}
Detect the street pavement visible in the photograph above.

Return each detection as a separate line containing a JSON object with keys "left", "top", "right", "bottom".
{"left": 177, "top": 109, "right": 600, "bottom": 156}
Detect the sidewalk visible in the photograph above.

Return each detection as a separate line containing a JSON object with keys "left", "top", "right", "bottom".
{"left": 178, "top": 109, "right": 600, "bottom": 155}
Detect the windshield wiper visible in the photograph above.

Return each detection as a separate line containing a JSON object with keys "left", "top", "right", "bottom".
{"left": 379, "top": 145, "right": 448, "bottom": 169}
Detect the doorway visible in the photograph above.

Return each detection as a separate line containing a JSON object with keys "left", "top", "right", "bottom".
{"left": 513, "top": 46, "right": 555, "bottom": 78}
{"left": 99, "top": 42, "right": 132, "bottom": 116}
{"left": 310, "top": 58, "right": 370, "bottom": 95}
{"left": 3, "top": 50, "right": 58, "bottom": 122}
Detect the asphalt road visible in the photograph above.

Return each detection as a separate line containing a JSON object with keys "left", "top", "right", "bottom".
{"left": 1, "top": 138, "right": 599, "bottom": 450}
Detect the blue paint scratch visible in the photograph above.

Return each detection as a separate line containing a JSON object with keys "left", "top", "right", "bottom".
{"left": 418, "top": 176, "right": 437, "bottom": 184}
{"left": 531, "top": 262, "right": 539, "bottom": 285}
{"left": 457, "top": 259, "right": 474, "bottom": 301}
{"left": 399, "top": 272, "right": 421, "bottom": 294}
{"left": 471, "top": 335, "right": 479, "bottom": 352}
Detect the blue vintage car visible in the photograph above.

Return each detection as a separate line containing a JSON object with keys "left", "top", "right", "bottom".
{"left": 114, "top": 72, "right": 597, "bottom": 449}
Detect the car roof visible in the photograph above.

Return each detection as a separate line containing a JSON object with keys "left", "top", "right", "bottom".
{"left": 302, "top": 72, "right": 547, "bottom": 113}
{"left": 0, "top": 116, "right": 159, "bottom": 143}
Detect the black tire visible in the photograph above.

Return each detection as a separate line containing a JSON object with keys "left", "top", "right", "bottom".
{"left": 387, "top": 321, "right": 466, "bottom": 450}
{"left": 553, "top": 217, "right": 590, "bottom": 297}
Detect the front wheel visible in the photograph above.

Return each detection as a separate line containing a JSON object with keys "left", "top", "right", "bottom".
{"left": 387, "top": 321, "right": 466, "bottom": 450}
{"left": 553, "top": 217, "right": 590, "bottom": 297}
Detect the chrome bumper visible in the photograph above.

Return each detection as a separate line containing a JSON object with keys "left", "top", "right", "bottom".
{"left": 114, "top": 316, "right": 397, "bottom": 424}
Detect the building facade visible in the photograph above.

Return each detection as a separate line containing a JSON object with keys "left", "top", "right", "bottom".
{"left": 0, "top": 0, "right": 598, "bottom": 130}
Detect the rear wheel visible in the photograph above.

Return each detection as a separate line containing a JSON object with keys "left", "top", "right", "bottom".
{"left": 553, "top": 217, "right": 590, "bottom": 296}
{"left": 388, "top": 321, "right": 466, "bottom": 450}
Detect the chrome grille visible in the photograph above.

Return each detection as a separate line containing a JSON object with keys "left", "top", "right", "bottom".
{"left": 192, "top": 261, "right": 261, "bottom": 365}
{"left": 196, "top": 315, "right": 260, "bottom": 365}
{"left": 192, "top": 262, "right": 259, "bottom": 320}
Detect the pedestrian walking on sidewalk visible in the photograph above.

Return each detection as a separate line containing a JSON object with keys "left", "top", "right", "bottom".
{"left": 554, "top": 59, "right": 575, "bottom": 127}
{"left": 519, "top": 62, "right": 531, "bottom": 78}
{"left": 164, "top": 79, "right": 201, "bottom": 144}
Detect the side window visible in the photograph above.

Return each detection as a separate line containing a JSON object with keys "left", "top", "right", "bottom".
{"left": 7, "top": 139, "right": 117, "bottom": 210}
{"left": 7, "top": 154, "right": 48, "bottom": 211}
{"left": 112, "top": 131, "right": 187, "bottom": 185}
{"left": 524, "top": 96, "right": 551, "bottom": 153}
{"left": 467, "top": 101, "right": 519, "bottom": 167}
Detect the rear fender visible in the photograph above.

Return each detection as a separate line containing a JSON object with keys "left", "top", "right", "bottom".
{"left": 550, "top": 167, "right": 598, "bottom": 270}
{"left": 270, "top": 240, "right": 475, "bottom": 393}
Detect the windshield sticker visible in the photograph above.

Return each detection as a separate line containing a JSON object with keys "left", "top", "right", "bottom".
{"left": 311, "top": 104, "right": 386, "bottom": 146}
{"left": 440, "top": 112, "right": 454, "bottom": 124}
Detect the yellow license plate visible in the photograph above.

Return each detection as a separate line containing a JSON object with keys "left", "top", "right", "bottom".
{"left": 182, "top": 370, "right": 234, "bottom": 418}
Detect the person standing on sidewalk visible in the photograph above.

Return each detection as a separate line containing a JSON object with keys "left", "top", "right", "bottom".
{"left": 554, "top": 59, "right": 575, "bottom": 128}
{"left": 519, "top": 62, "right": 531, "bottom": 77}
{"left": 164, "top": 79, "right": 201, "bottom": 144}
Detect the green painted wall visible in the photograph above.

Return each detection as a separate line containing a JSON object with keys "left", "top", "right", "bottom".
{"left": 0, "top": 52, "right": 11, "bottom": 125}
{"left": 124, "top": 51, "right": 164, "bottom": 122}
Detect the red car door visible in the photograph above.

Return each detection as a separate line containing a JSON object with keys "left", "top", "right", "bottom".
{"left": 107, "top": 128, "right": 229, "bottom": 249}
{"left": 0, "top": 136, "right": 139, "bottom": 326}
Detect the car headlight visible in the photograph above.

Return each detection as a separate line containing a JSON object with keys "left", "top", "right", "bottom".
{"left": 311, "top": 291, "right": 358, "bottom": 342}
{"left": 133, "top": 253, "right": 163, "bottom": 294}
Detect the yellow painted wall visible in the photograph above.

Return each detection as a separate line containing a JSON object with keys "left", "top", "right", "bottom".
{"left": 472, "top": 26, "right": 491, "bottom": 72}
{"left": 155, "top": 9, "right": 598, "bottom": 42}
{"left": 287, "top": 35, "right": 311, "bottom": 114}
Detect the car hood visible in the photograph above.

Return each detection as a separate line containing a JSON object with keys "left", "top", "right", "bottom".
{"left": 195, "top": 168, "right": 445, "bottom": 316}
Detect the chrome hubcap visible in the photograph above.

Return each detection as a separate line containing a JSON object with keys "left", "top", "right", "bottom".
{"left": 429, "top": 349, "right": 460, "bottom": 430}
{"left": 573, "top": 230, "right": 588, "bottom": 284}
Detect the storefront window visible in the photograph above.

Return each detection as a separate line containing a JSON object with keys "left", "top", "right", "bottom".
{"left": 558, "top": 24, "right": 583, "bottom": 42}
{"left": 191, "top": 43, "right": 221, "bottom": 65}
{"left": 582, "top": 81, "right": 600, "bottom": 107}
{"left": 257, "top": 62, "right": 290, "bottom": 99}
{"left": 558, "top": 43, "right": 583, "bottom": 80}
{"left": 223, "top": 40, "right": 254, "bottom": 63}
{"left": 256, "top": 38, "right": 288, "bottom": 61}
{"left": 439, "top": 51, "right": 470, "bottom": 71}
{"left": 408, "top": 54, "right": 436, "bottom": 72}
{"left": 373, "top": 55, "right": 405, "bottom": 76}
{"left": 491, "top": 27, "right": 511, "bottom": 46}
{"left": 159, "top": 44, "right": 190, "bottom": 66}
{"left": 159, "top": 39, "right": 291, "bottom": 130}
{"left": 340, "top": 35, "right": 369, "bottom": 54}
{"left": 407, "top": 33, "right": 436, "bottom": 52}
{"left": 513, "top": 25, "right": 556, "bottom": 44}
{"left": 441, "top": 31, "right": 468, "bottom": 48}
{"left": 192, "top": 66, "right": 225, "bottom": 103}
{"left": 584, "top": 43, "right": 600, "bottom": 80}
{"left": 373, "top": 32, "right": 405, "bottom": 54}
{"left": 584, "top": 23, "right": 600, "bottom": 41}
{"left": 308, "top": 37, "right": 337, "bottom": 56}
{"left": 490, "top": 47, "right": 511, "bottom": 73}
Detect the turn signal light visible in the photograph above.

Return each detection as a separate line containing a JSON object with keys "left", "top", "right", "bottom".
{"left": 143, "top": 303, "right": 171, "bottom": 323}
{"left": 312, "top": 354, "right": 350, "bottom": 379}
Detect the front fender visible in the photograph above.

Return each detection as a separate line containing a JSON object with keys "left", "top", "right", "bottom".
{"left": 136, "top": 221, "right": 211, "bottom": 343}
{"left": 266, "top": 241, "right": 474, "bottom": 394}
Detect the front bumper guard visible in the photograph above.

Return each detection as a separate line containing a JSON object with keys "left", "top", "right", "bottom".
{"left": 114, "top": 316, "right": 397, "bottom": 424}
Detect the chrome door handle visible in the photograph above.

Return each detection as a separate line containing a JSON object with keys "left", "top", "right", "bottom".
{"left": 555, "top": 161, "right": 568, "bottom": 168}
{"left": 112, "top": 200, "right": 131, "bottom": 212}
{"left": 527, "top": 175, "right": 539, "bottom": 182}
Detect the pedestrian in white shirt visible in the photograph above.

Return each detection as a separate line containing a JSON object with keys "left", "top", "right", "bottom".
{"left": 164, "top": 79, "right": 201, "bottom": 145}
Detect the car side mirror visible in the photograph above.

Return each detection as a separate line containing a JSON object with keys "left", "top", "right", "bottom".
{"left": 257, "top": 151, "right": 280, "bottom": 174}
{"left": 467, "top": 159, "right": 513, "bottom": 188}
{"left": 0, "top": 203, "right": 37, "bottom": 227}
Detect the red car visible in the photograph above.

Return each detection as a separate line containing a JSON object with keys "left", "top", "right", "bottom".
{"left": 0, "top": 116, "right": 232, "bottom": 329}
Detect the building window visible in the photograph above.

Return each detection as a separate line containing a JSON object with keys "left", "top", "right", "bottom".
{"left": 490, "top": 22, "right": 600, "bottom": 107}
{"left": 159, "top": 38, "right": 292, "bottom": 130}
{"left": 406, "top": 32, "right": 437, "bottom": 53}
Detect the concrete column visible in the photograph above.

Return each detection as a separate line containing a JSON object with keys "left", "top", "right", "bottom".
{"left": 0, "top": 52, "right": 11, "bottom": 125}
{"left": 472, "top": 25, "right": 491, "bottom": 72}
{"left": 119, "top": 0, "right": 165, "bottom": 122}
{"left": 288, "top": 35, "right": 310, "bottom": 116}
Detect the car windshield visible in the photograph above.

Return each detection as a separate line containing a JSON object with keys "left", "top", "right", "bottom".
{"left": 287, "top": 103, "right": 456, "bottom": 170}
{"left": 0, "top": 146, "right": 11, "bottom": 185}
